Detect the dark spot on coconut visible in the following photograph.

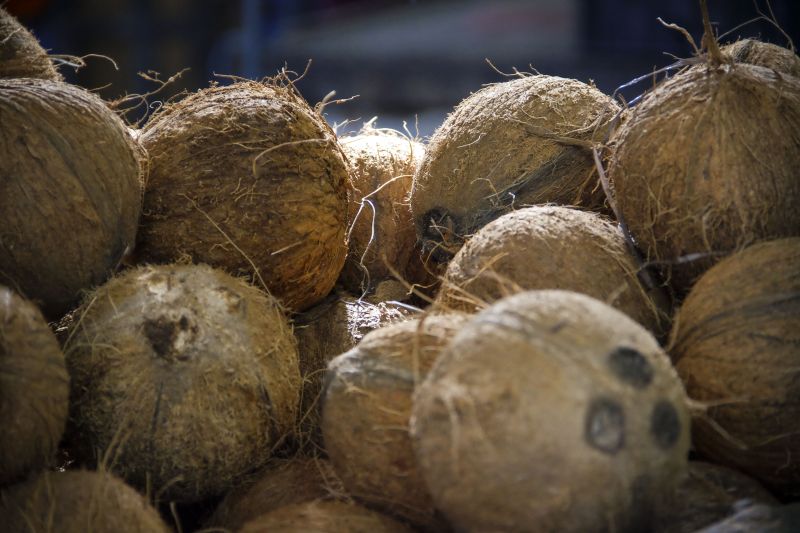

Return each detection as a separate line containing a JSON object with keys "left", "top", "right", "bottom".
{"left": 144, "top": 318, "right": 177, "bottom": 359}
{"left": 585, "top": 397, "right": 625, "bottom": 455}
{"left": 626, "top": 475, "right": 654, "bottom": 530}
{"left": 608, "top": 347, "right": 653, "bottom": 389}
{"left": 178, "top": 316, "right": 189, "bottom": 330}
{"left": 650, "top": 400, "right": 681, "bottom": 450}
{"left": 420, "top": 207, "right": 462, "bottom": 262}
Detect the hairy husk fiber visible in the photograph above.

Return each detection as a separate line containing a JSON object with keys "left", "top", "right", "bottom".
{"left": 0, "top": 469, "right": 171, "bottom": 533}
{"left": 64, "top": 264, "right": 301, "bottom": 502}
{"left": 411, "top": 74, "right": 618, "bottom": 262}
{"left": 721, "top": 39, "right": 800, "bottom": 78}
{"left": 412, "top": 290, "right": 690, "bottom": 533}
{"left": 672, "top": 238, "right": 800, "bottom": 498}
{"left": 436, "top": 205, "right": 666, "bottom": 336}
{"left": 609, "top": 63, "right": 800, "bottom": 295}
{"left": 322, "top": 314, "right": 467, "bottom": 530}
{"left": 0, "top": 286, "right": 69, "bottom": 485}
{"left": 240, "top": 500, "right": 413, "bottom": 533}
{"left": 0, "top": 78, "right": 143, "bottom": 319}
{"left": 0, "top": 7, "right": 61, "bottom": 80}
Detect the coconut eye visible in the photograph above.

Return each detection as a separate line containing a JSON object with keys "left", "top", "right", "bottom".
{"left": 607, "top": 346, "right": 654, "bottom": 388}
{"left": 650, "top": 400, "right": 681, "bottom": 450}
{"left": 585, "top": 397, "right": 626, "bottom": 455}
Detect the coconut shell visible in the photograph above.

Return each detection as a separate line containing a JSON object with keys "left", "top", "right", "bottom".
{"left": 0, "top": 78, "right": 143, "bottom": 319}
{"left": 240, "top": 500, "right": 413, "bottom": 533}
{"left": 0, "top": 286, "right": 69, "bottom": 485}
{"left": 137, "top": 81, "right": 350, "bottom": 312}
{"left": 608, "top": 63, "right": 800, "bottom": 295}
{"left": 339, "top": 124, "right": 424, "bottom": 294}
{"left": 0, "top": 7, "right": 61, "bottom": 80}
{"left": 412, "top": 290, "right": 690, "bottom": 533}
{"left": 64, "top": 264, "right": 301, "bottom": 502}
{"left": 671, "top": 238, "right": 800, "bottom": 499}
{"left": 436, "top": 205, "right": 667, "bottom": 336}
{"left": 322, "top": 314, "right": 466, "bottom": 529}
{"left": 721, "top": 39, "right": 800, "bottom": 78}
{"left": 410, "top": 74, "right": 618, "bottom": 262}
{"left": 0, "top": 469, "right": 171, "bottom": 533}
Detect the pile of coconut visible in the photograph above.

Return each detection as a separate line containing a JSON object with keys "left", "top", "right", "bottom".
{"left": 2, "top": 3, "right": 799, "bottom": 532}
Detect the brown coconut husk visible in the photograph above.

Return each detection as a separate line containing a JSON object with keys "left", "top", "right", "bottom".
{"left": 0, "top": 287, "right": 69, "bottom": 486}
{"left": 671, "top": 238, "right": 800, "bottom": 499}
{"left": 0, "top": 78, "right": 143, "bottom": 319}
{"left": 436, "top": 205, "right": 668, "bottom": 337}
{"left": 0, "top": 7, "right": 62, "bottom": 80}
{"left": 721, "top": 39, "right": 800, "bottom": 78}
{"left": 322, "top": 314, "right": 467, "bottom": 530}
{"left": 63, "top": 264, "right": 302, "bottom": 503}
{"left": 339, "top": 121, "right": 425, "bottom": 295}
{"left": 240, "top": 500, "right": 413, "bottom": 533}
{"left": 412, "top": 290, "right": 690, "bottom": 533}
{"left": 136, "top": 80, "right": 350, "bottom": 312}
{"left": 0, "top": 469, "right": 171, "bottom": 533}
{"left": 410, "top": 74, "right": 619, "bottom": 262}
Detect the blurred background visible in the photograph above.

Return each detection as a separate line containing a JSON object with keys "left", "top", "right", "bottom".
{"left": 7, "top": 0, "right": 799, "bottom": 136}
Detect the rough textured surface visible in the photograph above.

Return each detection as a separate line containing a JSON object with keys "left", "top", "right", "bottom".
{"left": 609, "top": 63, "right": 800, "bottom": 295}
{"left": 672, "top": 238, "right": 800, "bottom": 499}
{"left": 0, "top": 286, "right": 69, "bottom": 486}
{"left": 339, "top": 124, "right": 424, "bottom": 294}
{"left": 0, "top": 7, "right": 61, "bottom": 80}
{"left": 240, "top": 500, "right": 413, "bottom": 533}
{"left": 0, "top": 469, "right": 171, "bottom": 533}
{"left": 137, "top": 81, "right": 350, "bottom": 312}
{"left": 322, "top": 314, "right": 466, "bottom": 530}
{"left": 412, "top": 290, "right": 690, "bottom": 533}
{"left": 721, "top": 39, "right": 800, "bottom": 77}
{"left": 436, "top": 205, "right": 666, "bottom": 336}
{"left": 411, "top": 74, "right": 618, "bottom": 262}
{"left": 64, "top": 264, "right": 301, "bottom": 502}
{"left": 0, "top": 78, "right": 143, "bottom": 319}
{"left": 695, "top": 502, "right": 800, "bottom": 533}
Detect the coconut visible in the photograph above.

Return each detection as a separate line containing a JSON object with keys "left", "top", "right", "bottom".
{"left": 721, "top": 39, "right": 800, "bottom": 77}
{"left": 671, "top": 238, "right": 800, "bottom": 498}
{"left": 0, "top": 7, "right": 61, "bottom": 80}
{"left": 410, "top": 74, "right": 619, "bottom": 262}
{"left": 339, "top": 122, "right": 425, "bottom": 294}
{"left": 694, "top": 501, "right": 800, "bottom": 533}
{"left": 63, "top": 264, "right": 301, "bottom": 502}
{"left": 322, "top": 314, "right": 467, "bottom": 529}
{"left": 412, "top": 290, "right": 690, "bottom": 532}
{"left": 240, "top": 500, "right": 413, "bottom": 533}
{"left": 136, "top": 81, "right": 350, "bottom": 312}
{"left": 0, "top": 469, "right": 171, "bottom": 533}
{"left": 608, "top": 62, "right": 800, "bottom": 295}
{"left": 436, "top": 205, "right": 666, "bottom": 335}
{"left": 0, "top": 286, "right": 69, "bottom": 485}
{"left": 0, "top": 78, "right": 143, "bottom": 319}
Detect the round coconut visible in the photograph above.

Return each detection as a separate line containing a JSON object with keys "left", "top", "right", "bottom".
{"left": 137, "top": 81, "right": 350, "bottom": 312}
{"left": 0, "top": 78, "right": 143, "bottom": 319}
{"left": 0, "top": 286, "right": 69, "bottom": 485}
{"left": 655, "top": 461, "right": 777, "bottom": 533}
{"left": 412, "top": 290, "right": 691, "bottom": 532}
{"left": 240, "top": 500, "right": 413, "bottom": 533}
{"left": 410, "top": 74, "right": 619, "bottom": 262}
{"left": 0, "top": 7, "right": 61, "bottom": 80}
{"left": 0, "top": 469, "right": 171, "bottom": 533}
{"left": 671, "top": 238, "right": 800, "bottom": 499}
{"left": 63, "top": 264, "right": 301, "bottom": 502}
{"left": 436, "top": 205, "right": 666, "bottom": 336}
{"left": 608, "top": 62, "right": 800, "bottom": 295}
{"left": 322, "top": 314, "right": 467, "bottom": 529}
{"left": 721, "top": 39, "right": 800, "bottom": 78}
{"left": 339, "top": 122, "right": 425, "bottom": 294}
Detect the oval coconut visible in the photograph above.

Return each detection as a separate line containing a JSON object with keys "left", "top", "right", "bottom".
{"left": 0, "top": 469, "right": 170, "bottom": 533}
{"left": 410, "top": 74, "right": 618, "bottom": 262}
{"left": 0, "top": 78, "right": 143, "bottom": 319}
{"left": 436, "top": 205, "right": 666, "bottom": 335}
{"left": 0, "top": 7, "right": 61, "bottom": 80}
{"left": 240, "top": 500, "right": 413, "bottom": 533}
{"left": 0, "top": 286, "right": 69, "bottom": 485}
{"left": 64, "top": 264, "right": 301, "bottom": 502}
{"left": 339, "top": 123, "right": 425, "bottom": 294}
{"left": 608, "top": 62, "right": 800, "bottom": 295}
{"left": 412, "top": 290, "right": 690, "bottom": 533}
{"left": 671, "top": 238, "right": 800, "bottom": 498}
{"left": 137, "top": 81, "right": 350, "bottom": 312}
{"left": 322, "top": 314, "right": 467, "bottom": 529}
{"left": 721, "top": 39, "right": 800, "bottom": 77}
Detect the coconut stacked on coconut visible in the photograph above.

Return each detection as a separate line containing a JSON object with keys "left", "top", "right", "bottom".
{"left": 0, "top": 7, "right": 61, "bottom": 80}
